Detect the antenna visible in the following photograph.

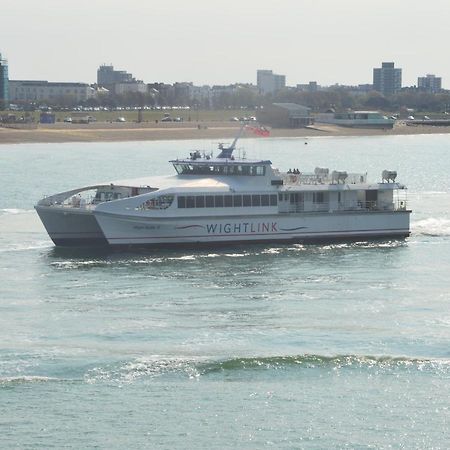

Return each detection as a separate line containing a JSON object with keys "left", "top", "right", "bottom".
{"left": 217, "top": 123, "right": 246, "bottom": 158}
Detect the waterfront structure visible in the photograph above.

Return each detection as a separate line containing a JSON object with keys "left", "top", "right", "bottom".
{"left": 417, "top": 74, "right": 442, "bottom": 93}
{"left": 315, "top": 111, "right": 395, "bottom": 129}
{"left": 9, "top": 80, "right": 95, "bottom": 104}
{"left": 373, "top": 62, "right": 402, "bottom": 96}
{"left": 257, "top": 70, "right": 286, "bottom": 95}
{"left": 35, "top": 129, "right": 410, "bottom": 247}
{"left": 259, "top": 103, "right": 313, "bottom": 128}
{"left": 0, "top": 53, "right": 8, "bottom": 108}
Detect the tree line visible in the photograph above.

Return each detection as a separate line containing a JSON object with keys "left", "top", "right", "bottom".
{"left": 10, "top": 86, "right": 450, "bottom": 113}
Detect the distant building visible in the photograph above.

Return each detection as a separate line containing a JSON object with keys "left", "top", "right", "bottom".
{"left": 112, "top": 82, "right": 147, "bottom": 95}
{"left": 0, "top": 53, "right": 8, "bottom": 108}
{"left": 373, "top": 62, "right": 402, "bottom": 96}
{"left": 297, "top": 81, "right": 319, "bottom": 92}
{"left": 97, "top": 64, "right": 134, "bottom": 87}
{"left": 97, "top": 64, "right": 146, "bottom": 95}
{"left": 417, "top": 74, "right": 442, "bottom": 93}
{"left": 9, "top": 80, "right": 95, "bottom": 104}
{"left": 257, "top": 70, "right": 286, "bottom": 95}
{"left": 259, "top": 103, "right": 313, "bottom": 128}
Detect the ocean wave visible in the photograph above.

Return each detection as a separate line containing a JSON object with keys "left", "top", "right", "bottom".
{"left": 412, "top": 218, "right": 450, "bottom": 236}
{"left": 0, "top": 375, "right": 60, "bottom": 385}
{"left": 84, "top": 354, "right": 450, "bottom": 384}
{"left": 85, "top": 357, "right": 201, "bottom": 384}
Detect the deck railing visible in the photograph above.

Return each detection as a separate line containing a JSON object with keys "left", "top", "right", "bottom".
{"left": 282, "top": 172, "right": 367, "bottom": 186}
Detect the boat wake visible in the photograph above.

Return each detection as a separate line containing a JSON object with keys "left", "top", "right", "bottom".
{"left": 0, "top": 208, "right": 34, "bottom": 216}
{"left": 412, "top": 217, "right": 450, "bottom": 236}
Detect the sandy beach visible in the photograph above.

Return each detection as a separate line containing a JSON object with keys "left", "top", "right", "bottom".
{"left": 1, "top": 121, "right": 450, "bottom": 144}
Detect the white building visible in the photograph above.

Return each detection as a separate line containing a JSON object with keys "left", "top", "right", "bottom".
{"left": 113, "top": 82, "right": 148, "bottom": 95}
{"left": 9, "top": 80, "right": 95, "bottom": 103}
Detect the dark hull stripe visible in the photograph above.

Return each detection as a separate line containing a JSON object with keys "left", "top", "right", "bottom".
{"left": 53, "top": 231, "right": 410, "bottom": 247}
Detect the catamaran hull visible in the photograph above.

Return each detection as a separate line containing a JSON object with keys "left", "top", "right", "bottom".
{"left": 93, "top": 210, "right": 411, "bottom": 247}
{"left": 35, "top": 206, "right": 108, "bottom": 246}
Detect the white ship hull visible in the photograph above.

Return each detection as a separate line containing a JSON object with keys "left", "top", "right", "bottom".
{"left": 94, "top": 210, "right": 410, "bottom": 247}
{"left": 35, "top": 205, "right": 107, "bottom": 246}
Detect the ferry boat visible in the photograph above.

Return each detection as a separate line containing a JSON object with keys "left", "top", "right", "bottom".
{"left": 35, "top": 133, "right": 410, "bottom": 247}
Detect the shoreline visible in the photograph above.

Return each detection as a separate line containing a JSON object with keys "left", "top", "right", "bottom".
{"left": 1, "top": 121, "right": 450, "bottom": 145}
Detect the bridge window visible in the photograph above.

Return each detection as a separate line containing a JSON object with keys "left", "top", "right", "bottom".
{"left": 173, "top": 163, "right": 267, "bottom": 176}
{"left": 140, "top": 195, "right": 174, "bottom": 210}
{"left": 313, "top": 192, "right": 325, "bottom": 203}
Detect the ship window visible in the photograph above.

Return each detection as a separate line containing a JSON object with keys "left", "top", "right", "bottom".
{"left": 242, "top": 166, "right": 250, "bottom": 175}
{"left": 215, "top": 195, "right": 224, "bottom": 207}
{"left": 224, "top": 195, "right": 233, "bottom": 207}
{"left": 252, "top": 195, "right": 261, "bottom": 206}
{"left": 261, "top": 194, "right": 270, "bottom": 206}
{"left": 186, "top": 196, "right": 195, "bottom": 208}
{"left": 278, "top": 193, "right": 283, "bottom": 201}
{"left": 205, "top": 195, "right": 214, "bottom": 207}
{"left": 243, "top": 195, "right": 251, "bottom": 206}
{"left": 256, "top": 166, "right": 265, "bottom": 176}
{"left": 270, "top": 195, "right": 278, "bottom": 206}
{"left": 233, "top": 195, "right": 242, "bottom": 207}
{"left": 313, "top": 192, "right": 325, "bottom": 203}
{"left": 196, "top": 196, "right": 205, "bottom": 208}
{"left": 140, "top": 195, "right": 174, "bottom": 210}
{"left": 178, "top": 196, "right": 186, "bottom": 208}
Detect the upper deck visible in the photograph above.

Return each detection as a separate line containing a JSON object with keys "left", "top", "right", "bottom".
{"left": 170, "top": 149, "right": 272, "bottom": 177}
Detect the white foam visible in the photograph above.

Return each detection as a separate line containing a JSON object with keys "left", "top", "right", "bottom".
{"left": 0, "top": 208, "right": 33, "bottom": 215}
{"left": 0, "top": 375, "right": 58, "bottom": 384}
{"left": 412, "top": 218, "right": 450, "bottom": 236}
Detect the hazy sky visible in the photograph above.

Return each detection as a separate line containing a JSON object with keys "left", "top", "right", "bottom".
{"left": 2, "top": 0, "right": 449, "bottom": 87}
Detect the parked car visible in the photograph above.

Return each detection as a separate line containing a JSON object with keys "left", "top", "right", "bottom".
{"left": 161, "top": 116, "right": 172, "bottom": 122}
{"left": 63, "top": 117, "right": 72, "bottom": 123}
{"left": 116, "top": 117, "right": 126, "bottom": 122}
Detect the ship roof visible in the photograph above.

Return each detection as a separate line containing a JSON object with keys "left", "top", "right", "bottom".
{"left": 169, "top": 157, "right": 272, "bottom": 165}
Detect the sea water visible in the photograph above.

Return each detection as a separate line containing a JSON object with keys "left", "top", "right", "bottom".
{"left": 0, "top": 135, "right": 449, "bottom": 449}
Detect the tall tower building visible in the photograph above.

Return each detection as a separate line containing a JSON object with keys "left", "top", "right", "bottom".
{"left": 373, "top": 62, "right": 402, "bottom": 96}
{"left": 418, "top": 74, "right": 442, "bottom": 93}
{"left": 257, "top": 70, "right": 286, "bottom": 95}
{"left": 0, "top": 53, "right": 9, "bottom": 108}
